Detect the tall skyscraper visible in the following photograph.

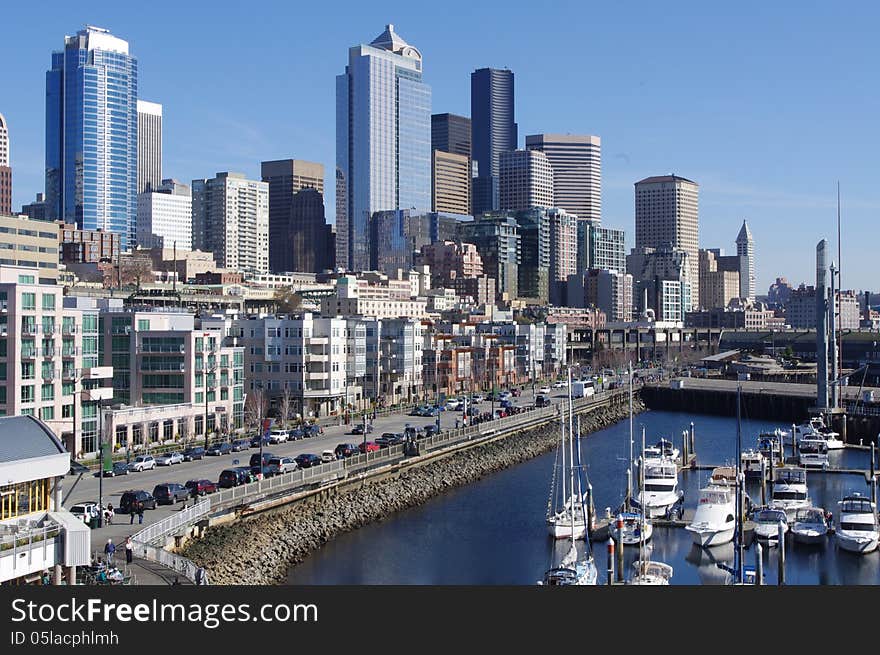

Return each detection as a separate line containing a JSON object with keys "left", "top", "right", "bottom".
{"left": 191, "top": 172, "right": 269, "bottom": 274}
{"left": 547, "top": 208, "right": 578, "bottom": 305}
{"left": 0, "top": 112, "right": 11, "bottom": 215}
{"left": 137, "top": 100, "right": 162, "bottom": 193}
{"left": 261, "top": 159, "right": 330, "bottom": 273}
{"left": 499, "top": 150, "right": 554, "bottom": 212}
{"left": 137, "top": 179, "right": 192, "bottom": 250}
{"left": 431, "top": 113, "right": 471, "bottom": 158}
{"left": 736, "top": 220, "right": 755, "bottom": 301}
{"left": 525, "top": 134, "right": 601, "bottom": 222}
{"left": 634, "top": 175, "right": 699, "bottom": 310}
{"left": 577, "top": 218, "right": 626, "bottom": 274}
{"left": 471, "top": 68, "right": 516, "bottom": 215}
{"left": 432, "top": 150, "right": 470, "bottom": 215}
{"left": 336, "top": 24, "right": 432, "bottom": 271}
{"left": 45, "top": 26, "right": 138, "bottom": 248}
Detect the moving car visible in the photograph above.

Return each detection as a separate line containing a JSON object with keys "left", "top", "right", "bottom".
{"left": 182, "top": 447, "right": 206, "bottom": 461}
{"left": 553, "top": 380, "right": 566, "bottom": 389}
{"left": 538, "top": 386, "right": 551, "bottom": 395}
{"left": 94, "top": 462, "right": 129, "bottom": 477}
{"left": 155, "top": 451, "right": 183, "bottom": 466}
{"left": 445, "top": 399, "right": 462, "bottom": 410}
{"left": 185, "top": 479, "right": 217, "bottom": 496}
{"left": 153, "top": 483, "right": 189, "bottom": 504}
{"left": 376, "top": 433, "right": 405, "bottom": 447}
{"left": 349, "top": 424, "right": 373, "bottom": 435}
{"left": 294, "top": 453, "right": 323, "bottom": 468}
{"left": 119, "top": 490, "right": 157, "bottom": 513}
{"left": 267, "top": 457, "right": 299, "bottom": 475}
{"left": 206, "top": 442, "right": 232, "bottom": 456}
{"left": 128, "top": 455, "right": 156, "bottom": 472}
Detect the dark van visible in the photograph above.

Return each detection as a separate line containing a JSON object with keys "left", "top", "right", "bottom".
{"left": 152, "top": 483, "right": 189, "bottom": 504}
{"left": 119, "top": 490, "right": 156, "bottom": 513}
{"left": 218, "top": 468, "right": 251, "bottom": 488}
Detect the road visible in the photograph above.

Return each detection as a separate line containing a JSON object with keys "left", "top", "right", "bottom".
{"left": 655, "top": 377, "right": 880, "bottom": 400}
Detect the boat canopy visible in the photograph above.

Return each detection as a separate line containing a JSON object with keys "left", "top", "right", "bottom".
{"left": 774, "top": 468, "right": 807, "bottom": 484}
{"left": 840, "top": 496, "right": 875, "bottom": 514}
{"left": 753, "top": 508, "right": 787, "bottom": 523}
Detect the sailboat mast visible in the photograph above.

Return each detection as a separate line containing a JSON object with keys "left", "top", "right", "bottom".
{"left": 559, "top": 403, "right": 566, "bottom": 507}
{"left": 640, "top": 425, "right": 647, "bottom": 571}
{"left": 567, "top": 367, "right": 576, "bottom": 517}
{"left": 629, "top": 362, "right": 634, "bottom": 505}
{"left": 736, "top": 385, "right": 744, "bottom": 582}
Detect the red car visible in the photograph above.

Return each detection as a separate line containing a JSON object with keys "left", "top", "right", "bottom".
{"left": 185, "top": 479, "right": 218, "bottom": 496}
{"left": 359, "top": 441, "right": 380, "bottom": 453}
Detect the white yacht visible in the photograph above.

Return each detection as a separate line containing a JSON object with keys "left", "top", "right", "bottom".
{"left": 751, "top": 507, "right": 788, "bottom": 545}
{"left": 630, "top": 560, "right": 673, "bottom": 586}
{"left": 795, "top": 417, "right": 825, "bottom": 438}
{"left": 757, "top": 432, "right": 785, "bottom": 467}
{"left": 815, "top": 426, "right": 845, "bottom": 450}
{"left": 792, "top": 506, "right": 829, "bottom": 545}
{"left": 769, "top": 468, "right": 810, "bottom": 521}
{"left": 613, "top": 510, "right": 653, "bottom": 545}
{"left": 741, "top": 449, "right": 766, "bottom": 480}
{"left": 633, "top": 457, "right": 683, "bottom": 519}
{"left": 644, "top": 438, "right": 680, "bottom": 461}
{"left": 798, "top": 436, "right": 829, "bottom": 469}
{"left": 796, "top": 417, "right": 844, "bottom": 450}
{"left": 836, "top": 494, "right": 880, "bottom": 554}
{"left": 685, "top": 486, "right": 736, "bottom": 547}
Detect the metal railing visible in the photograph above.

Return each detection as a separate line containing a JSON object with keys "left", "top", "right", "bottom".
{"left": 136, "top": 541, "right": 201, "bottom": 583}
{"left": 131, "top": 499, "right": 212, "bottom": 545}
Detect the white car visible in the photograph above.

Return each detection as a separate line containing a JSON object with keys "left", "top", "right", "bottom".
{"left": 552, "top": 381, "right": 566, "bottom": 389}
{"left": 268, "top": 429, "right": 289, "bottom": 444}
{"left": 321, "top": 450, "right": 337, "bottom": 463}
{"left": 155, "top": 451, "right": 183, "bottom": 466}
{"left": 538, "top": 386, "right": 551, "bottom": 395}
{"left": 128, "top": 455, "right": 156, "bottom": 472}
{"left": 70, "top": 502, "right": 101, "bottom": 524}
{"left": 446, "top": 399, "right": 462, "bottom": 410}
{"left": 267, "top": 456, "right": 298, "bottom": 475}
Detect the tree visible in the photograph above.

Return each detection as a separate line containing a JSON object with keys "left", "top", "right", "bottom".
{"left": 244, "top": 389, "right": 269, "bottom": 433}
{"left": 278, "top": 387, "right": 294, "bottom": 430}
{"left": 275, "top": 287, "right": 303, "bottom": 314}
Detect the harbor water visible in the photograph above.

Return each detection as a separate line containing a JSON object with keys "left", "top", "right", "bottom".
{"left": 286, "top": 410, "right": 880, "bottom": 585}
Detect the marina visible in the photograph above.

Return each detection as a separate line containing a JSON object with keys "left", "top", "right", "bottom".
{"left": 286, "top": 409, "right": 880, "bottom": 585}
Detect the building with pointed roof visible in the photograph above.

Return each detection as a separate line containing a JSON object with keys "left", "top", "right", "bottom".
{"left": 736, "top": 220, "right": 755, "bottom": 301}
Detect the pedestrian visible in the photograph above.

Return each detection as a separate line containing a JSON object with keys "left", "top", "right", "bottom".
{"left": 171, "top": 576, "right": 180, "bottom": 586}
{"left": 106, "top": 503, "right": 114, "bottom": 524}
{"left": 125, "top": 536, "right": 133, "bottom": 565}
{"left": 137, "top": 502, "right": 144, "bottom": 525}
{"left": 195, "top": 566, "right": 208, "bottom": 586}
{"left": 104, "top": 538, "right": 116, "bottom": 566}
{"left": 129, "top": 504, "right": 136, "bottom": 525}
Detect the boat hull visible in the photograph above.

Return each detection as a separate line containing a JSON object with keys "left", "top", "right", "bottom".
{"left": 685, "top": 524, "right": 735, "bottom": 548}
{"left": 836, "top": 533, "right": 880, "bottom": 554}
{"left": 792, "top": 528, "right": 826, "bottom": 545}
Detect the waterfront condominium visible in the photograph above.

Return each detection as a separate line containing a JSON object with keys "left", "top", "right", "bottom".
{"left": 336, "top": 24, "right": 432, "bottom": 271}
{"left": 136, "top": 178, "right": 193, "bottom": 251}
{"left": 471, "top": 68, "right": 517, "bottom": 216}
{"left": 45, "top": 26, "right": 138, "bottom": 248}
{"left": 191, "top": 172, "right": 269, "bottom": 275}
{"left": 137, "top": 100, "right": 162, "bottom": 193}
{"left": 525, "top": 134, "right": 601, "bottom": 223}
{"left": 499, "top": 150, "right": 554, "bottom": 212}
{"left": 261, "top": 159, "right": 333, "bottom": 274}
{"left": 0, "top": 112, "right": 11, "bottom": 215}
{"left": 634, "top": 175, "right": 699, "bottom": 310}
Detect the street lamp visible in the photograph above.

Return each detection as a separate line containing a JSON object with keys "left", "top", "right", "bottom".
{"left": 203, "top": 361, "right": 218, "bottom": 449}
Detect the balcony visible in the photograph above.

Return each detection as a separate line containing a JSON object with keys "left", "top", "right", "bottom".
{"left": 304, "top": 352, "right": 329, "bottom": 363}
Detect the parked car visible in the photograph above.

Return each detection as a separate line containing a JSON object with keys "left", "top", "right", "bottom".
{"left": 185, "top": 479, "right": 217, "bottom": 496}
{"left": 128, "top": 455, "right": 156, "bottom": 472}
{"left": 231, "top": 439, "right": 249, "bottom": 452}
{"left": 70, "top": 502, "right": 101, "bottom": 524}
{"left": 182, "top": 447, "right": 206, "bottom": 461}
{"left": 321, "top": 450, "right": 336, "bottom": 463}
{"left": 153, "top": 483, "right": 189, "bottom": 504}
{"left": 376, "top": 432, "right": 405, "bottom": 447}
{"left": 499, "top": 391, "right": 512, "bottom": 400}
{"left": 445, "top": 399, "right": 462, "bottom": 410}
{"left": 535, "top": 394, "right": 551, "bottom": 408}
{"left": 218, "top": 467, "right": 251, "bottom": 488}
{"left": 358, "top": 441, "right": 380, "bottom": 454}
{"left": 119, "top": 490, "right": 157, "bottom": 513}
{"left": 267, "top": 457, "right": 299, "bottom": 475}
{"left": 268, "top": 429, "right": 289, "bottom": 444}
{"left": 250, "top": 463, "right": 275, "bottom": 478}
{"left": 552, "top": 380, "right": 566, "bottom": 389}
{"left": 334, "top": 443, "right": 360, "bottom": 459}
{"left": 94, "top": 462, "right": 129, "bottom": 477}
{"left": 250, "top": 434, "right": 271, "bottom": 448}
{"left": 303, "top": 424, "right": 322, "bottom": 438}
{"left": 288, "top": 427, "right": 305, "bottom": 440}
{"left": 249, "top": 452, "right": 276, "bottom": 468}
{"left": 206, "top": 442, "right": 232, "bottom": 456}
{"left": 155, "top": 451, "right": 183, "bottom": 466}
{"left": 538, "top": 386, "right": 551, "bottom": 395}
{"left": 294, "top": 453, "right": 323, "bottom": 468}
{"left": 470, "top": 394, "right": 484, "bottom": 403}
{"left": 423, "top": 424, "right": 439, "bottom": 437}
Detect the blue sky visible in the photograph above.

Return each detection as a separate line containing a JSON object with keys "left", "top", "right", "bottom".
{"left": 2, "top": 1, "right": 878, "bottom": 293}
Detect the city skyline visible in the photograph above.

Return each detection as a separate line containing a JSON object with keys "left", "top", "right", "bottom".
{"left": 1, "top": 3, "right": 879, "bottom": 291}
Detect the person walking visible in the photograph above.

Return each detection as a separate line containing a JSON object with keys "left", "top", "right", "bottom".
{"left": 129, "top": 504, "right": 136, "bottom": 525}
{"left": 137, "top": 502, "right": 145, "bottom": 525}
{"left": 125, "top": 536, "right": 133, "bottom": 565}
{"left": 104, "top": 539, "right": 116, "bottom": 566}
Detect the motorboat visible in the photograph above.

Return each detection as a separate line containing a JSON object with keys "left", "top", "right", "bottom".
{"left": 751, "top": 507, "right": 788, "bottom": 545}
{"left": 768, "top": 468, "right": 810, "bottom": 521}
{"left": 796, "top": 417, "right": 845, "bottom": 450}
{"left": 685, "top": 485, "right": 736, "bottom": 547}
{"left": 836, "top": 493, "right": 880, "bottom": 554}
{"left": 798, "top": 436, "right": 829, "bottom": 469}
{"left": 792, "top": 506, "right": 829, "bottom": 545}
{"left": 796, "top": 417, "right": 825, "bottom": 438}
{"left": 741, "top": 449, "right": 766, "bottom": 480}
{"left": 757, "top": 432, "right": 785, "bottom": 467}
{"left": 815, "top": 426, "right": 845, "bottom": 450}
{"left": 710, "top": 466, "right": 737, "bottom": 488}
{"left": 629, "top": 560, "right": 673, "bottom": 585}
{"left": 644, "top": 438, "right": 680, "bottom": 461}
{"left": 613, "top": 510, "right": 653, "bottom": 545}
{"left": 632, "top": 457, "right": 683, "bottom": 519}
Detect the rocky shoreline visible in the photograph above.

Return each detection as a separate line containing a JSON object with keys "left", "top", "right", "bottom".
{"left": 182, "top": 396, "right": 646, "bottom": 585}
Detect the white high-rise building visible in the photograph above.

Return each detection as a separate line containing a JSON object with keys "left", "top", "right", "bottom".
{"left": 525, "top": 134, "right": 601, "bottom": 222}
{"left": 137, "top": 179, "right": 192, "bottom": 251}
{"left": 736, "top": 220, "right": 755, "bottom": 301}
{"left": 137, "top": 100, "right": 162, "bottom": 193}
{"left": 635, "top": 175, "right": 699, "bottom": 310}
{"left": 499, "top": 149, "right": 554, "bottom": 212}
{"left": 336, "top": 24, "right": 432, "bottom": 271}
{"left": 191, "top": 172, "right": 269, "bottom": 274}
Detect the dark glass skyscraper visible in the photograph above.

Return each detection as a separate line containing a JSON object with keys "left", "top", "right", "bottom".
{"left": 470, "top": 68, "right": 517, "bottom": 216}
{"left": 45, "top": 26, "right": 138, "bottom": 248}
{"left": 431, "top": 113, "right": 471, "bottom": 158}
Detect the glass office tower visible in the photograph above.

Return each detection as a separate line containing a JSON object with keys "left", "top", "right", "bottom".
{"left": 46, "top": 26, "right": 138, "bottom": 249}
{"left": 336, "top": 24, "right": 431, "bottom": 271}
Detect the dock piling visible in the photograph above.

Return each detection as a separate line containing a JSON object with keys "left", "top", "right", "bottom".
{"left": 615, "top": 517, "right": 624, "bottom": 583}
{"left": 777, "top": 522, "right": 786, "bottom": 586}
{"left": 791, "top": 424, "right": 797, "bottom": 457}
{"left": 871, "top": 443, "right": 876, "bottom": 481}
{"left": 690, "top": 422, "right": 695, "bottom": 464}
{"left": 682, "top": 430, "right": 688, "bottom": 466}
{"left": 755, "top": 541, "right": 763, "bottom": 586}
{"left": 606, "top": 538, "right": 614, "bottom": 586}
{"left": 760, "top": 458, "right": 767, "bottom": 506}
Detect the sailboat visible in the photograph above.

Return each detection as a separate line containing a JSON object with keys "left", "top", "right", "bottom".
{"left": 541, "top": 368, "right": 598, "bottom": 586}
{"left": 730, "top": 385, "right": 757, "bottom": 585}
{"left": 615, "top": 364, "right": 653, "bottom": 545}
{"left": 546, "top": 368, "right": 588, "bottom": 540}
{"left": 630, "top": 423, "right": 673, "bottom": 585}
